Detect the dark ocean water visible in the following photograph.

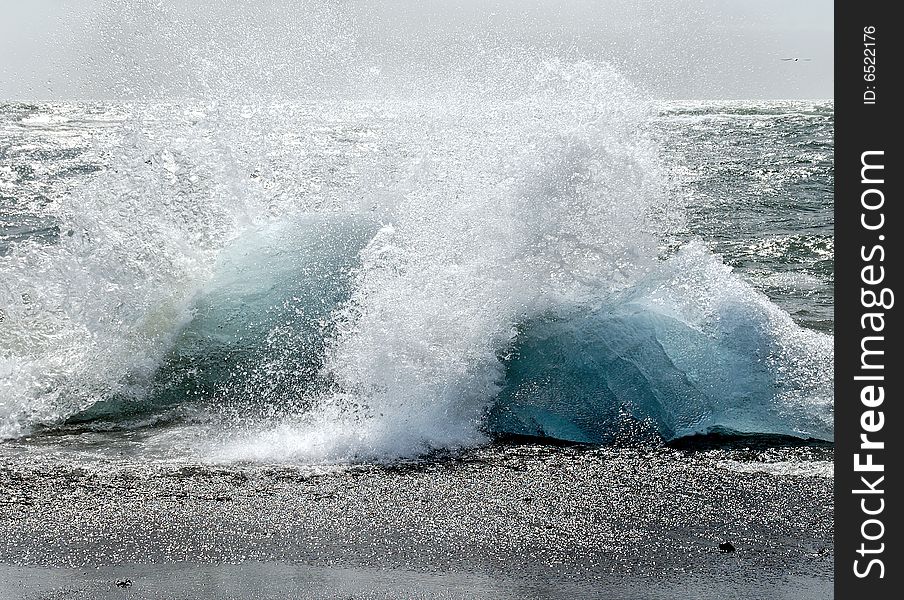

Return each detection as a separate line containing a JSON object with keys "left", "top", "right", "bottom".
{"left": 654, "top": 102, "right": 833, "bottom": 332}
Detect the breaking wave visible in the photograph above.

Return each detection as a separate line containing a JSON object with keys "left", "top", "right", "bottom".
{"left": 0, "top": 2, "right": 833, "bottom": 461}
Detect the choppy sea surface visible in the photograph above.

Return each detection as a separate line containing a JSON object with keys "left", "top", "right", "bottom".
{"left": 0, "top": 95, "right": 833, "bottom": 464}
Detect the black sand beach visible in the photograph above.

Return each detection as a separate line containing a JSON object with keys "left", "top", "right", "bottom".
{"left": 0, "top": 441, "right": 832, "bottom": 599}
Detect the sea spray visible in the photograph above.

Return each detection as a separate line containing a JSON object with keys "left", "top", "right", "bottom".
{"left": 0, "top": 1, "right": 833, "bottom": 460}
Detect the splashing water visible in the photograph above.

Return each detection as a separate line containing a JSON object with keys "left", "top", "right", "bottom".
{"left": 0, "top": 2, "right": 833, "bottom": 462}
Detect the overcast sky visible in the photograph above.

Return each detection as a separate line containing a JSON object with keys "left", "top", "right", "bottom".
{"left": 0, "top": 0, "right": 833, "bottom": 101}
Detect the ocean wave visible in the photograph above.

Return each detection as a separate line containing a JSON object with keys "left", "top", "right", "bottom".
{"left": 0, "top": 49, "right": 834, "bottom": 461}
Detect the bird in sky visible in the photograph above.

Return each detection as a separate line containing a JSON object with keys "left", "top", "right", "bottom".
{"left": 781, "top": 58, "right": 812, "bottom": 62}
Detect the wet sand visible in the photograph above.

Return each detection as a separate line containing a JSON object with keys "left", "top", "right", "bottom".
{"left": 0, "top": 442, "right": 833, "bottom": 599}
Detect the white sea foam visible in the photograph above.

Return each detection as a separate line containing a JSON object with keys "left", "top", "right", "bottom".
{"left": 0, "top": 2, "right": 833, "bottom": 461}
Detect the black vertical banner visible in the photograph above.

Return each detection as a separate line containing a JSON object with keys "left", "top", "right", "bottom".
{"left": 835, "top": 1, "right": 901, "bottom": 597}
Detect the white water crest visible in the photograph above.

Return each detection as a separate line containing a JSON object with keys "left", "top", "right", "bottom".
{"left": 0, "top": 1, "right": 833, "bottom": 461}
